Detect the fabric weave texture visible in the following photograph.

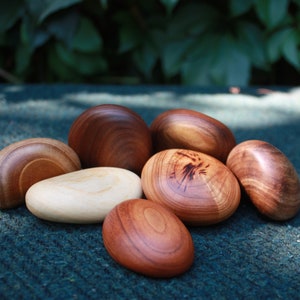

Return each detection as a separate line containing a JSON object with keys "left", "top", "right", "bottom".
{"left": 0, "top": 84, "right": 299, "bottom": 300}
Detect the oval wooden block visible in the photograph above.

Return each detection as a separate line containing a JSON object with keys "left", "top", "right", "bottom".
{"left": 226, "top": 140, "right": 300, "bottom": 221}
{"left": 25, "top": 167, "right": 143, "bottom": 224}
{"left": 102, "top": 199, "right": 194, "bottom": 278}
{"left": 0, "top": 138, "right": 81, "bottom": 209}
{"left": 68, "top": 104, "right": 152, "bottom": 175}
{"left": 141, "top": 149, "right": 241, "bottom": 226}
{"left": 150, "top": 108, "right": 236, "bottom": 163}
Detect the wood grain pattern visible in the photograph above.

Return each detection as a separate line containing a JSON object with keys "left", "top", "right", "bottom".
{"left": 0, "top": 138, "right": 81, "bottom": 209}
{"left": 141, "top": 149, "right": 241, "bottom": 225}
{"left": 68, "top": 104, "right": 152, "bottom": 175}
{"left": 102, "top": 199, "right": 194, "bottom": 278}
{"left": 150, "top": 108, "right": 236, "bottom": 163}
{"left": 226, "top": 140, "right": 300, "bottom": 220}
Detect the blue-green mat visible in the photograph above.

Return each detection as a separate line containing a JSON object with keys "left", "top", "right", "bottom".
{"left": 0, "top": 84, "right": 299, "bottom": 300}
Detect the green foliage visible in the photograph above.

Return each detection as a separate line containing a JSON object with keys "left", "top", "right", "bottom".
{"left": 0, "top": 0, "right": 300, "bottom": 85}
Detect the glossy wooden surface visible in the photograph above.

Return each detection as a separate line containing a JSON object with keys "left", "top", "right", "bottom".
{"left": 102, "top": 199, "right": 194, "bottom": 278}
{"left": 141, "top": 149, "right": 241, "bottom": 225}
{"left": 0, "top": 138, "right": 81, "bottom": 209}
{"left": 150, "top": 108, "right": 236, "bottom": 163}
{"left": 226, "top": 140, "right": 300, "bottom": 221}
{"left": 68, "top": 104, "right": 152, "bottom": 175}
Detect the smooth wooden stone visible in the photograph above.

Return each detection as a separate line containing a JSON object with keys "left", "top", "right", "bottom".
{"left": 0, "top": 138, "right": 81, "bottom": 209}
{"left": 141, "top": 148, "right": 241, "bottom": 226}
{"left": 102, "top": 199, "right": 194, "bottom": 278}
{"left": 226, "top": 140, "right": 300, "bottom": 221}
{"left": 150, "top": 108, "right": 236, "bottom": 163}
{"left": 68, "top": 104, "right": 153, "bottom": 175}
{"left": 25, "top": 167, "right": 143, "bottom": 224}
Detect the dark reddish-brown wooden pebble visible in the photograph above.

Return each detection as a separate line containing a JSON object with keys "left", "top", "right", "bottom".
{"left": 102, "top": 199, "right": 194, "bottom": 278}
{"left": 68, "top": 104, "right": 152, "bottom": 175}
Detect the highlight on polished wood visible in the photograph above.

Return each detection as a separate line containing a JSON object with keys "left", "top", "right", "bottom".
{"left": 102, "top": 199, "right": 194, "bottom": 278}
{"left": 141, "top": 148, "right": 241, "bottom": 226}
{"left": 0, "top": 138, "right": 81, "bottom": 209}
{"left": 226, "top": 139, "right": 300, "bottom": 221}
{"left": 150, "top": 108, "right": 236, "bottom": 163}
{"left": 68, "top": 104, "right": 152, "bottom": 175}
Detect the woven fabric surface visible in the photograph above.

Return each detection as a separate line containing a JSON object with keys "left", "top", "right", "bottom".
{"left": 0, "top": 84, "right": 299, "bottom": 300}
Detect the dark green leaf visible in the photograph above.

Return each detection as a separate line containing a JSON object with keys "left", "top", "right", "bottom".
{"left": 15, "top": 44, "right": 32, "bottom": 74}
{"left": 237, "top": 21, "right": 267, "bottom": 68}
{"left": 211, "top": 36, "right": 250, "bottom": 85}
{"left": 184, "top": 33, "right": 218, "bottom": 60}
{"left": 265, "top": 23, "right": 299, "bottom": 70}
{"left": 161, "top": 37, "right": 194, "bottom": 78}
{"left": 254, "top": 0, "right": 289, "bottom": 29}
{"left": 133, "top": 35, "right": 158, "bottom": 79}
{"left": 168, "top": 3, "right": 220, "bottom": 38}
{"left": 72, "top": 17, "right": 102, "bottom": 52}
{"left": 55, "top": 42, "right": 107, "bottom": 76}
{"left": 25, "top": 0, "right": 82, "bottom": 24}
{"left": 293, "top": 0, "right": 300, "bottom": 6}
{"left": 118, "top": 25, "right": 143, "bottom": 53}
{"left": 282, "top": 30, "right": 300, "bottom": 69}
{"left": 134, "top": 28, "right": 165, "bottom": 79}
{"left": 181, "top": 34, "right": 219, "bottom": 85}
{"left": 39, "top": 0, "right": 82, "bottom": 22}
{"left": 47, "top": 45, "right": 82, "bottom": 81}
{"left": 267, "top": 28, "right": 293, "bottom": 62}
{"left": 182, "top": 34, "right": 250, "bottom": 85}
{"left": 100, "top": 0, "right": 108, "bottom": 9}
{"left": 0, "top": 33, "right": 6, "bottom": 46}
{"left": 182, "top": 58, "right": 214, "bottom": 85}
{"left": 115, "top": 12, "right": 144, "bottom": 53}
{"left": 148, "top": 29, "right": 165, "bottom": 56}
{"left": 45, "top": 8, "right": 80, "bottom": 48}
{"left": 0, "top": 0, "right": 23, "bottom": 32}
{"left": 20, "top": 14, "right": 50, "bottom": 50}
{"left": 160, "top": 0, "right": 179, "bottom": 14}
{"left": 230, "top": 0, "right": 254, "bottom": 16}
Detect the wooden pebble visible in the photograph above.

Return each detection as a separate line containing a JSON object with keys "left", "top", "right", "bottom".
{"left": 141, "top": 149, "right": 241, "bottom": 226}
{"left": 0, "top": 138, "right": 81, "bottom": 209}
{"left": 227, "top": 140, "right": 300, "bottom": 220}
{"left": 150, "top": 108, "right": 236, "bottom": 163}
{"left": 68, "top": 104, "right": 152, "bottom": 175}
{"left": 102, "top": 199, "right": 194, "bottom": 278}
{"left": 25, "top": 167, "right": 143, "bottom": 224}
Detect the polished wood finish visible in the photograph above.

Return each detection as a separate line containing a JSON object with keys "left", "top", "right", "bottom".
{"left": 150, "top": 108, "right": 236, "bottom": 163}
{"left": 68, "top": 104, "right": 152, "bottom": 175}
{"left": 141, "top": 149, "right": 241, "bottom": 225}
{"left": 0, "top": 138, "right": 81, "bottom": 209}
{"left": 102, "top": 199, "right": 194, "bottom": 278}
{"left": 226, "top": 140, "right": 300, "bottom": 221}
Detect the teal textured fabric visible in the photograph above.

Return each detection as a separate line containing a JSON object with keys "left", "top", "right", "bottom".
{"left": 0, "top": 84, "right": 299, "bottom": 300}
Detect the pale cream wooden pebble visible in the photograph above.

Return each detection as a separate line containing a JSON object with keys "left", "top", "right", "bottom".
{"left": 25, "top": 167, "right": 143, "bottom": 224}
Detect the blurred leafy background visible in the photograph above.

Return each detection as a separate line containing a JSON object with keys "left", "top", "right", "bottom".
{"left": 1, "top": 0, "right": 300, "bottom": 86}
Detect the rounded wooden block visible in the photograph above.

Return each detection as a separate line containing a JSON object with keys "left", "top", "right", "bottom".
{"left": 226, "top": 140, "right": 300, "bottom": 221}
{"left": 141, "top": 149, "right": 241, "bottom": 226}
{"left": 0, "top": 138, "right": 81, "bottom": 209}
{"left": 25, "top": 167, "right": 143, "bottom": 224}
{"left": 68, "top": 104, "right": 152, "bottom": 175}
{"left": 102, "top": 199, "right": 194, "bottom": 278}
{"left": 150, "top": 108, "right": 236, "bottom": 163}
